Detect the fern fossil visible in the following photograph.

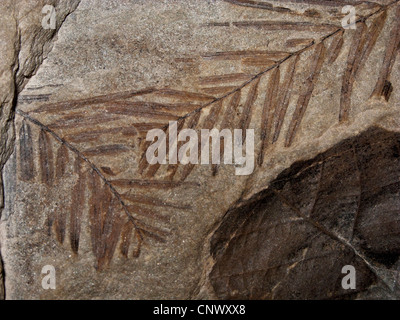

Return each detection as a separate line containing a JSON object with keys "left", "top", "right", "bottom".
{"left": 17, "top": 110, "right": 183, "bottom": 270}
{"left": 14, "top": 0, "right": 400, "bottom": 270}
{"left": 139, "top": 1, "right": 399, "bottom": 176}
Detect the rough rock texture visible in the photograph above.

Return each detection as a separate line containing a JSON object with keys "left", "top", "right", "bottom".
{"left": 0, "top": 0, "right": 399, "bottom": 299}
{"left": 0, "top": 0, "right": 81, "bottom": 299}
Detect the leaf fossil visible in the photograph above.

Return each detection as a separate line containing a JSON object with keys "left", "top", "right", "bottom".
{"left": 209, "top": 127, "right": 400, "bottom": 299}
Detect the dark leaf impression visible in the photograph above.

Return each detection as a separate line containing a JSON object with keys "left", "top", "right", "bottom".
{"left": 210, "top": 127, "right": 400, "bottom": 299}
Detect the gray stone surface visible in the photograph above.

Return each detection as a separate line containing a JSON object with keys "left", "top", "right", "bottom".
{"left": 0, "top": 0, "right": 80, "bottom": 299}
{"left": 0, "top": 0, "right": 399, "bottom": 299}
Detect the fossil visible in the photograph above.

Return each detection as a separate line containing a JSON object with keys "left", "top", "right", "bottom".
{"left": 0, "top": 0, "right": 399, "bottom": 299}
